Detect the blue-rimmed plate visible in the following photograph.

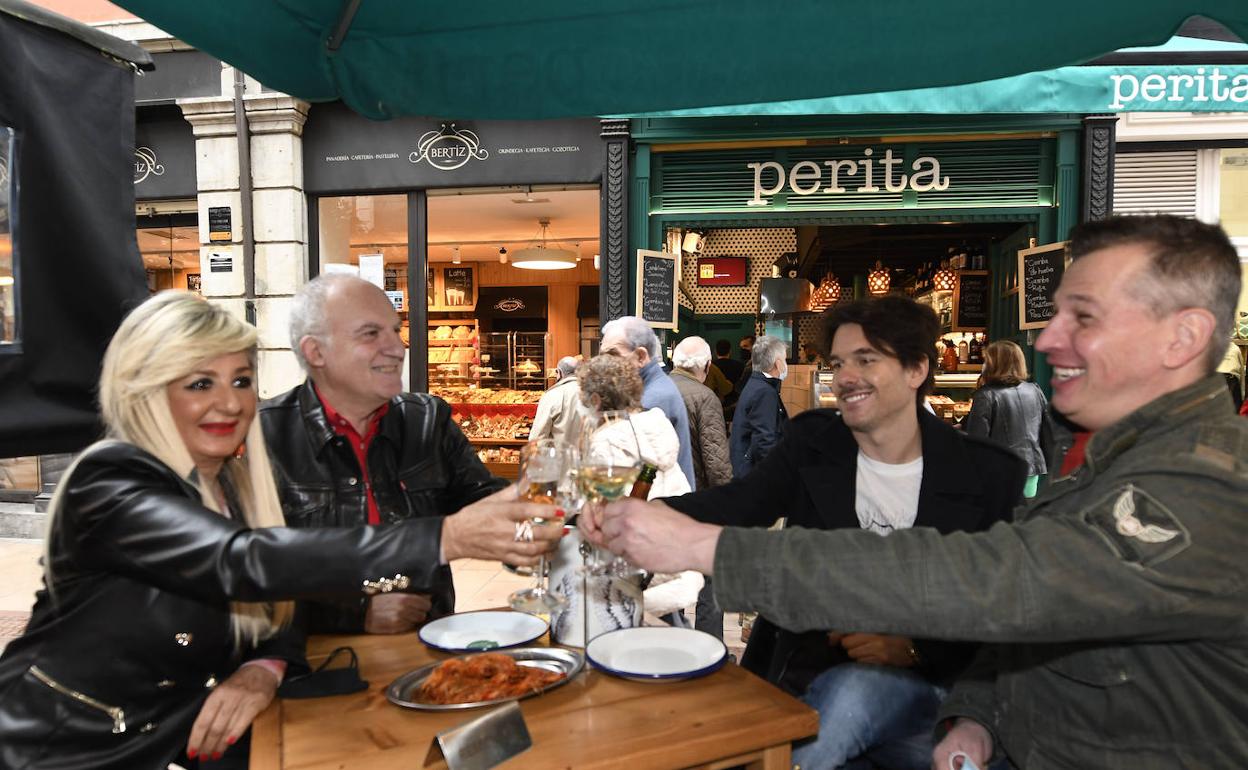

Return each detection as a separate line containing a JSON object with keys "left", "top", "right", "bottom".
{"left": 585, "top": 626, "right": 728, "bottom": 682}
{"left": 418, "top": 610, "right": 548, "bottom": 653}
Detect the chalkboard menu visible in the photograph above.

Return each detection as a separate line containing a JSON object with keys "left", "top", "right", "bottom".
{"left": 1018, "top": 241, "right": 1068, "bottom": 330}
{"left": 636, "top": 249, "right": 679, "bottom": 330}
{"left": 952, "top": 270, "right": 990, "bottom": 331}
{"left": 443, "top": 266, "right": 474, "bottom": 307}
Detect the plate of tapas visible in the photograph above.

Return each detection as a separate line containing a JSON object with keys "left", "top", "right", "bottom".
{"left": 387, "top": 648, "right": 583, "bottom": 711}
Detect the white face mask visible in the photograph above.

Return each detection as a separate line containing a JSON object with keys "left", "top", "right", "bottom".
{"left": 776, "top": 361, "right": 788, "bottom": 381}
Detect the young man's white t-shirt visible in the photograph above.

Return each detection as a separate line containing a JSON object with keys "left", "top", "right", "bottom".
{"left": 854, "top": 450, "right": 923, "bottom": 535}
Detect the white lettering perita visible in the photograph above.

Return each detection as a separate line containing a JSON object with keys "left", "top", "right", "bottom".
{"left": 909, "top": 156, "right": 950, "bottom": 192}
{"left": 882, "top": 149, "right": 908, "bottom": 193}
{"left": 789, "top": 161, "right": 823, "bottom": 195}
{"left": 745, "top": 150, "right": 949, "bottom": 203}
{"left": 748, "top": 161, "right": 786, "bottom": 206}
{"left": 823, "top": 159, "right": 859, "bottom": 193}
{"left": 856, "top": 148, "right": 880, "bottom": 193}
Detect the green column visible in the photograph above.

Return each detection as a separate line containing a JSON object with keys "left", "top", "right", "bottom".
{"left": 628, "top": 142, "right": 651, "bottom": 316}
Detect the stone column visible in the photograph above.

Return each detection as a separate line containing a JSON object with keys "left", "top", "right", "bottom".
{"left": 179, "top": 70, "right": 309, "bottom": 398}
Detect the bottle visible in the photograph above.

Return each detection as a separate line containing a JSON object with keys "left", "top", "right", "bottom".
{"left": 957, "top": 334, "right": 969, "bottom": 364}
{"left": 968, "top": 333, "right": 983, "bottom": 364}
{"left": 629, "top": 462, "right": 659, "bottom": 500}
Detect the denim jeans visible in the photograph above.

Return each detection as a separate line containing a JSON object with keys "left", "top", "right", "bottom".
{"left": 791, "top": 663, "right": 947, "bottom": 770}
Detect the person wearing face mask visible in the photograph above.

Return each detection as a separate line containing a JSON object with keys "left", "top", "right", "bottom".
{"left": 729, "top": 335, "right": 791, "bottom": 478}
{"left": 618, "top": 300, "right": 1023, "bottom": 770}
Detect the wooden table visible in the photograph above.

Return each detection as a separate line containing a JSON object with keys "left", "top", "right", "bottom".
{"left": 250, "top": 631, "right": 818, "bottom": 770}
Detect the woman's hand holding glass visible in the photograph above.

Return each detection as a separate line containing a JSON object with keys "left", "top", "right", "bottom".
{"left": 576, "top": 410, "right": 645, "bottom": 577}
{"left": 508, "top": 440, "right": 576, "bottom": 613}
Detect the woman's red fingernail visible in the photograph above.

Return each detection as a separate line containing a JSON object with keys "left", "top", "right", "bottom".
{"left": 555, "top": 508, "right": 566, "bottom": 518}
{"left": 187, "top": 748, "right": 198, "bottom": 759}
{"left": 227, "top": 736, "right": 237, "bottom": 745}
{"left": 212, "top": 751, "right": 223, "bottom": 761}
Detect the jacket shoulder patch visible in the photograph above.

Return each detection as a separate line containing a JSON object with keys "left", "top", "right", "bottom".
{"left": 1083, "top": 484, "right": 1191, "bottom": 567}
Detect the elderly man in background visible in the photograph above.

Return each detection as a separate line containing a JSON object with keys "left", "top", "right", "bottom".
{"left": 590, "top": 215, "right": 1248, "bottom": 770}
{"left": 669, "top": 335, "right": 734, "bottom": 639}
{"left": 730, "top": 335, "right": 789, "bottom": 478}
{"left": 600, "top": 316, "right": 696, "bottom": 489}
{"left": 531, "top": 355, "right": 584, "bottom": 445}
{"left": 261, "top": 274, "right": 508, "bottom": 635}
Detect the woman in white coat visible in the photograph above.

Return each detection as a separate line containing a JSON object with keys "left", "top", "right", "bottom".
{"left": 576, "top": 354, "right": 702, "bottom": 620}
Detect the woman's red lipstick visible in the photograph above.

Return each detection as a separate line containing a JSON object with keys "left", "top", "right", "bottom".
{"left": 200, "top": 422, "right": 238, "bottom": 435}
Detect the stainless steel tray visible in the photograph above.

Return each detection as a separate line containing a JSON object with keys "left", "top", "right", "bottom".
{"left": 386, "top": 647, "right": 584, "bottom": 711}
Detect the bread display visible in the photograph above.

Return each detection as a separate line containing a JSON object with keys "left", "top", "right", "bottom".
{"left": 455, "top": 413, "right": 532, "bottom": 441}
{"left": 477, "top": 446, "right": 521, "bottom": 465}
{"left": 430, "top": 386, "right": 543, "bottom": 405}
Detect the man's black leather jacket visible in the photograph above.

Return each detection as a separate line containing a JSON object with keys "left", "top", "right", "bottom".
{"left": 260, "top": 382, "right": 508, "bottom": 633}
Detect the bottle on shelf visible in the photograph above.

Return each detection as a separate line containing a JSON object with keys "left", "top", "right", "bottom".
{"left": 629, "top": 462, "right": 659, "bottom": 500}
{"left": 968, "top": 332, "right": 984, "bottom": 364}
{"left": 957, "top": 334, "right": 969, "bottom": 364}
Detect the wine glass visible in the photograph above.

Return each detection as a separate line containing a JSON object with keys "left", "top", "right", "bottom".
{"left": 508, "top": 440, "right": 575, "bottom": 614}
{"left": 577, "top": 410, "right": 644, "bottom": 577}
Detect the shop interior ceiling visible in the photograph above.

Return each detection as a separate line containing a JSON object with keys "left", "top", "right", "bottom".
{"left": 340, "top": 188, "right": 600, "bottom": 263}
{"left": 137, "top": 226, "right": 198, "bottom": 270}
{"left": 113, "top": 1, "right": 1247, "bottom": 120}
{"left": 802, "top": 223, "right": 1023, "bottom": 281}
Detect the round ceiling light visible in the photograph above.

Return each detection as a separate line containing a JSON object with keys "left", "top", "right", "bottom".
{"left": 510, "top": 247, "right": 578, "bottom": 270}
{"left": 513, "top": 218, "right": 578, "bottom": 270}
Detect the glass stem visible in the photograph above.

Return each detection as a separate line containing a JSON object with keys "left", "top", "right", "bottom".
{"left": 535, "top": 554, "right": 547, "bottom": 594}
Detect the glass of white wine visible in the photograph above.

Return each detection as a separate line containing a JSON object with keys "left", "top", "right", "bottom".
{"left": 508, "top": 440, "right": 575, "bottom": 614}
{"left": 577, "top": 410, "right": 644, "bottom": 577}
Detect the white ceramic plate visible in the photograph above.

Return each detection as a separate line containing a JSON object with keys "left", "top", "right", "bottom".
{"left": 585, "top": 626, "right": 728, "bottom": 682}
{"left": 418, "top": 610, "right": 549, "bottom": 653}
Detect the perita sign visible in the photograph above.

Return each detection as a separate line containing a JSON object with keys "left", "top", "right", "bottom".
{"left": 748, "top": 148, "right": 950, "bottom": 206}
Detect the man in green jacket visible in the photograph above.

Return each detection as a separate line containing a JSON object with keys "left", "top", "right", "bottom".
{"left": 585, "top": 215, "right": 1248, "bottom": 769}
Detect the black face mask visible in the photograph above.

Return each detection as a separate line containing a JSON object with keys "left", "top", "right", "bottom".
{"left": 276, "top": 647, "right": 368, "bottom": 699}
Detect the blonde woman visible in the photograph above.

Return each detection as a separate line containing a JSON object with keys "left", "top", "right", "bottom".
{"left": 0, "top": 292, "right": 558, "bottom": 770}
{"left": 965, "top": 340, "right": 1050, "bottom": 497}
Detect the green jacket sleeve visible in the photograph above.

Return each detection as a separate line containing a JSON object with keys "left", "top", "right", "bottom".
{"left": 713, "top": 471, "right": 1243, "bottom": 645}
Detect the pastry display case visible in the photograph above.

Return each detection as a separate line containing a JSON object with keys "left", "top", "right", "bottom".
{"left": 426, "top": 325, "right": 550, "bottom": 480}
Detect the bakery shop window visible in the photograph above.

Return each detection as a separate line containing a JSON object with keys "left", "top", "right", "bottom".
{"left": 317, "top": 193, "right": 409, "bottom": 287}
{"left": 136, "top": 217, "right": 198, "bottom": 294}
{"left": 0, "top": 126, "right": 17, "bottom": 346}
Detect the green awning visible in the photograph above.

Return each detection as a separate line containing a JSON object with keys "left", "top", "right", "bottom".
{"left": 111, "top": 0, "right": 1248, "bottom": 120}
{"left": 630, "top": 36, "right": 1248, "bottom": 116}
{"left": 631, "top": 64, "right": 1248, "bottom": 116}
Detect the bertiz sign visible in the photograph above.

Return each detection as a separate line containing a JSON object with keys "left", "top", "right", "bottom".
{"left": 747, "top": 148, "right": 950, "bottom": 206}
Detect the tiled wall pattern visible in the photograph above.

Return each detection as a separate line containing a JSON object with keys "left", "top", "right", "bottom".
{"left": 679, "top": 228, "right": 796, "bottom": 314}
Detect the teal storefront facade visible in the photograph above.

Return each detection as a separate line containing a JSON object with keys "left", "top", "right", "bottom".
{"left": 622, "top": 113, "right": 1103, "bottom": 387}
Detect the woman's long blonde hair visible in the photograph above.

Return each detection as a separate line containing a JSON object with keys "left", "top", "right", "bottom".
{"left": 46, "top": 291, "right": 293, "bottom": 648}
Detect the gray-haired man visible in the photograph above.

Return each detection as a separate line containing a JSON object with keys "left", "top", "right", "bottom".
{"left": 600, "top": 316, "right": 696, "bottom": 489}
{"left": 531, "top": 355, "right": 585, "bottom": 445}
{"left": 260, "top": 274, "right": 508, "bottom": 635}
{"left": 730, "top": 335, "right": 789, "bottom": 478}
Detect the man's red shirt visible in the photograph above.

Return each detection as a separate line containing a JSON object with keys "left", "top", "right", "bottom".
{"left": 314, "top": 386, "right": 390, "bottom": 525}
